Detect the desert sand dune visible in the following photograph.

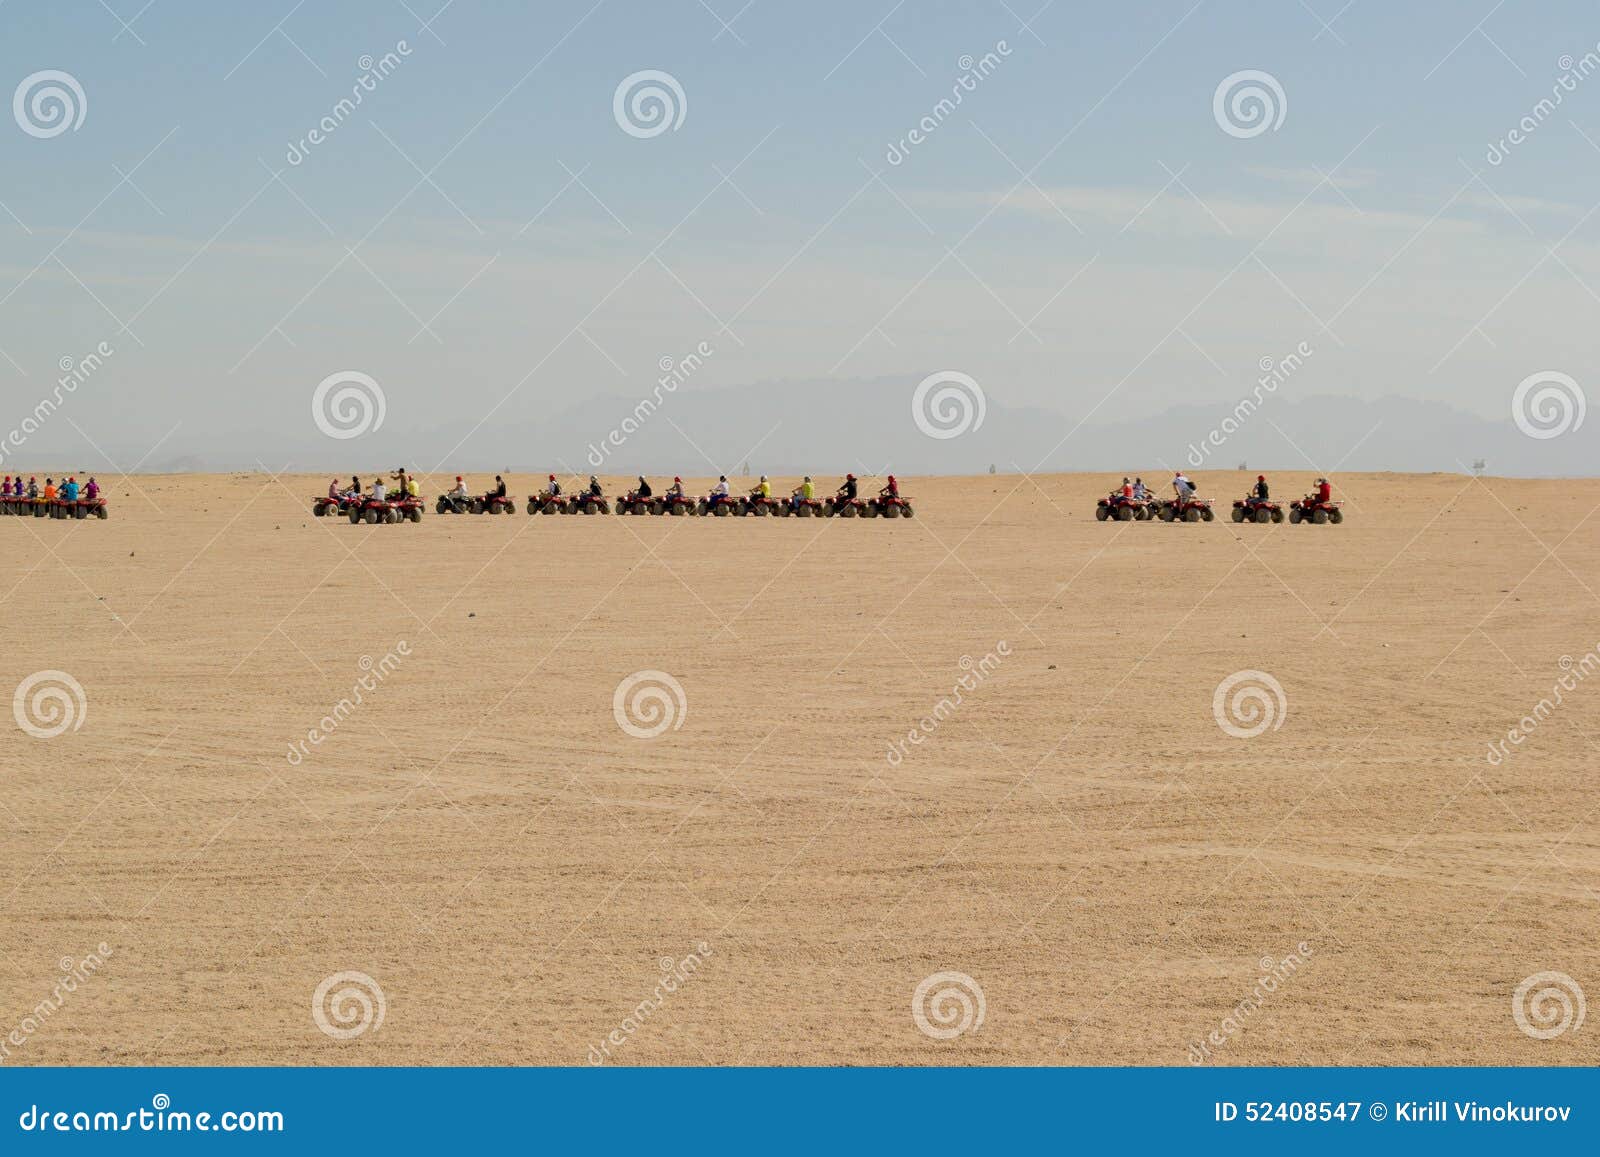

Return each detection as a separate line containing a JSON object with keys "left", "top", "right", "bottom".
{"left": 1, "top": 470, "right": 1595, "bottom": 1066}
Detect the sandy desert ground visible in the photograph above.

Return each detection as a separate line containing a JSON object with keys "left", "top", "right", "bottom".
{"left": 0, "top": 469, "right": 1596, "bottom": 1066}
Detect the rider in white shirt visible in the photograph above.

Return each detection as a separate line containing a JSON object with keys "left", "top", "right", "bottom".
{"left": 371, "top": 478, "right": 387, "bottom": 502}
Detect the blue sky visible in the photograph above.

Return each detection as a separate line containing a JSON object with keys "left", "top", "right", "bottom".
{"left": 2, "top": 1, "right": 1598, "bottom": 466}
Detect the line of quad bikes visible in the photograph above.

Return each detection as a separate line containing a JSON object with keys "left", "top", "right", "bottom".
{"left": 0, "top": 496, "right": 109, "bottom": 520}
{"left": 1095, "top": 490, "right": 1345, "bottom": 524}
{"left": 312, "top": 487, "right": 916, "bottom": 523}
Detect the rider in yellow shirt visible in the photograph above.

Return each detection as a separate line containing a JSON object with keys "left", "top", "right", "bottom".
{"left": 790, "top": 475, "right": 814, "bottom": 511}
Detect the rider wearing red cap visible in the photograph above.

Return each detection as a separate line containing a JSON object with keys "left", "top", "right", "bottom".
{"left": 1253, "top": 474, "right": 1269, "bottom": 502}
{"left": 880, "top": 474, "right": 899, "bottom": 499}
{"left": 837, "top": 473, "right": 858, "bottom": 502}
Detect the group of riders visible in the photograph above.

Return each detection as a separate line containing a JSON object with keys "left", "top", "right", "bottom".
{"left": 3, "top": 474, "right": 102, "bottom": 503}
{"left": 1109, "top": 472, "right": 1333, "bottom": 510}
{"left": 332, "top": 469, "right": 901, "bottom": 513}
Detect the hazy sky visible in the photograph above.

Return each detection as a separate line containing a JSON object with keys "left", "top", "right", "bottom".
{"left": 2, "top": 1, "right": 1598, "bottom": 468}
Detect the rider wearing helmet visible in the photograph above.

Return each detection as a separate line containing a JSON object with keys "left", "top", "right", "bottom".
{"left": 879, "top": 474, "right": 899, "bottom": 500}
{"left": 751, "top": 474, "right": 771, "bottom": 500}
{"left": 587, "top": 474, "right": 603, "bottom": 499}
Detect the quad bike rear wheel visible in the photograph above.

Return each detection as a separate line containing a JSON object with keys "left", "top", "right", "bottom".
{"left": 314, "top": 503, "right": 328, "bottom": 517}
{"left": 409, "top": 508, "right": 422, "bottom": 523}
{"left": 1117, "top": 505, "right": 1134, "bottom": 522}
{"left": 1159, "top": 505, "right": 1175, "bottom": 522}
{"left": 1271, "top": 509, "right": 1284, "bottom": 523}
{"left": 1202, "top": 508, "right": 1214, "bottom": 521}
{"left": 1254, "top": 508, "right": 1270, "bottom": 524}
{"left": 1184, "top": 507, "right": 1201, "bottom": 522}
{"left": 96, "top": 506, "right": 107, "bottom": 519}
{"left": 74, "top": 505, "right": 88, "bottom": 519}
{"left": 364, "top": 508, "right": 380, "bottom": 524}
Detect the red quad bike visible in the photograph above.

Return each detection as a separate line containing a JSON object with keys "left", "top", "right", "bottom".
{"left": 1159, "top": 496, "right": 1215, "bottom": 523}
{"left": 567, "top": 492, "right": 609, "bottom": 515}
{"left": 436, "top": 493, "right": 472, "bottom": 515}
{"left": 51, "top": 498, "right": 108, "bottom": 521}
{"left": 1231, "top": 495, "right": 1284, "bottom": 524}
{"left": 615, "top": 490, "right": 655, "bottom": 515}
{"left": 528, "top": 493, "right": 569, "bottom": 515}
{"left": 348, "top": 497, "right": 398, "bottom": 524}
{"left": 869, "top": 494, "right": 915, "bottom": 519}
{"left": 738, "top": 494, "right": 786, "bottom": 517}
{"left": 1289, "top": 498, "right": 1344, "bottom": 525}
{"left": 313, "top": 493, "right": 358, "bottom": 518}
{"left": 392, "top": 495, "right": 425, "bottom": 523}
{"left": 1096, "top": 493, "right": 1155, "bottom": 522}
{"left": 788, "top": 497, "right": 826, "bottom": 518}
{"left": 656, "top": 492, "right": 698, "bottom": 516}
{"left": 825, "top": 495, "right": 869, "bottom": 518}
{"left": 471, "top": 493, "right": 518, "bottom": 515}
{"left": 697, "top": 493, "right": 739, "bottom": 517}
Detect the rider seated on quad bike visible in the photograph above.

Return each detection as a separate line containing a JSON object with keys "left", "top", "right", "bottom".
{"left": 880, "top": 475, "right": 900, "bottom": 500}
{"left": 751, "top": 475, "right": 772, "bottom": 501}
{"left": 84, "top": 478, "right": 99, "bottom": 502}
{"left": 586, "top": 475, "right": 603, "bottom": 499}
{"left": 1133, "top": 477, "right": 1149, "bottom": 500}
{"left": 1253, "top": 475, "right": 1270, "bottom": 502}
{"left": 370, "top": 477, "right": 388, "bottom": 503}
{"left": 709, "top": 475, "right": 733, "bottom": 508}
{"left": 328, "top": 478, "right": 342, "bottom": 502}
{"left": 542, "top": 474, "right": 562, "bottom": 498}
{"left": 1300, "top": 477, "right": 1332, "bottom": 507}
{"left": 1172, "top": 472, "right": 1196, "bottom": 505}
{"left": 667, "top": 476, "right": 685, "bottom": 498}
{"left": 791, "top": 476, "right": 816, "bottom": 509}
{"left": 490, "top": 475, "right": 509, "bottom": 501}
{"left": 634, "top": 476, "right": 653, "bottom": 500}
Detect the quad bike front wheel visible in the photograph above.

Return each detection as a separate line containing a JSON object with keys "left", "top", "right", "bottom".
{"left": 1184, "top": 508, "right": 1201, "bottom": 522}
{"left": 1231, "top": 507, "right": 1245, "bottom": 523}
